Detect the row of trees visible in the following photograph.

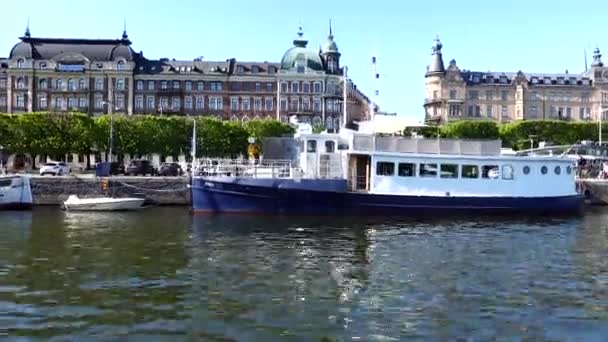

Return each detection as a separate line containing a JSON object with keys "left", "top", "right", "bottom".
{"left": 0, "top": 113, "right": 295, "bottom": 165}
{"left": 411, "top": 120, "right": 604, "bottom": 150}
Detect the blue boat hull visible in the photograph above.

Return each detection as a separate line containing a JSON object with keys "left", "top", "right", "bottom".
{"left": 191, "top": 177, "right": 584, "bottom": 216}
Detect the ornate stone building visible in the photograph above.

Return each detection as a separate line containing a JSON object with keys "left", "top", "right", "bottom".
{"left": 423, "top": 37, "right": 608, "bottom": 124}
{"left": 0, "top": 24, "right": 372, "bottom": 129}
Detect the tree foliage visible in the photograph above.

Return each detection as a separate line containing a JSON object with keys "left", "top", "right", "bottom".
{"left": 0, "top": 113, "right": 294, "bottom": 160}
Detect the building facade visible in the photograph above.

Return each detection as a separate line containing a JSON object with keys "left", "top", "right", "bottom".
{"left": 424, "top": 37, "right": 608, "bottom": 124}
{"left": 0, "top": 24, "right": 372, "bottom": 129}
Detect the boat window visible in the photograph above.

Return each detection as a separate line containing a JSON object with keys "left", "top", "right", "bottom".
{"left": 566, "top": 165, "right": 572, "bottom": 174}
{"left": 306, "top": 140, "right": 317, "bottom": 153}
{"left": 398, "top": 163, "right": 416, "bottom": 177}
{"left": 554, "top": 166, "right": 561, "bottom": 175}
{"left": 325, "top": 141, "right": 335, "bottom": 153}
{"left": 419, "top": 163, "right": 438, "bottom": 178}
{"left": 0, "top": 179, "right": 13, "bottom": 187}
{"left": 502, "top": 165, "right": 514, "bottom": 180}
{"left": 541, "top": 166, "right": 548, "bottom": 175}
{"left": 376, "top": 162, "right": 394, "bottom": 176}
{"left": 440, "top": 164, "right": 459, "bottom": 178}
{"left": 523, "top": 166, "right": 530, "bottom": 175}
{"left": 462, "top": 165, "right": 479, "bottom": 178}
{"left": 482, "top": 165, "right": 500, "bottom": 179}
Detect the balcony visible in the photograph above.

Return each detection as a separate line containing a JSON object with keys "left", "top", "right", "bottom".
{"left": 424, "top": 98, "right": 443, "bottom": 105}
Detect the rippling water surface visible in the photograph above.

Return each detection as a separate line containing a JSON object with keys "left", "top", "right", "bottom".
{"left": 1, "top": 207, "right": 608, "bottom": 340}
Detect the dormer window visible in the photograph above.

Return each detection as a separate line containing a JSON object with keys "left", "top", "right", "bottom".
{"left": 544, "top": 77, "right": 552, "bottom": 84}
{"left": 39, "top": 62, "right": 47, "bottom": 69}
{"left": 16, "top": 59, "right": 24, "bottom": 68}
{"left": 486, "top": 75, "right": 494, "bottom": 83}
{"left": 16, "top": 77, "right": 25, "bottom": 89}
{"left": 295, "top": 59, "right": 305, "bottom": 73}
{"left": 499, "top": 76, "right": 507, "bottom": 84}
{"left": 531, "top": 77, "right": 538, "bottom": 84}
{"left": 268, "top": 66, "right": 276, "bottom": 74}
{"left": 252, "top": 66, "right": 259, "bottom": 73}
{"left": 472, "top": 74, "right": 480, "bottom": 83}
{"left": 237, "top": 66, "right": 245, "bottom": 73}
{"left": 569, "top": 77, "right": 577, "bottom": 85}
{"left": 117, "top": 60, "right": 125, "bottom": 71}
{"left": 557, "top": 78, "right": 565, "bottom": 85}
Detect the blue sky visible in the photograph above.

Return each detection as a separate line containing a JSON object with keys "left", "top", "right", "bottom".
{"left": 1, "top": 0, "right": 607, "bottom": 120}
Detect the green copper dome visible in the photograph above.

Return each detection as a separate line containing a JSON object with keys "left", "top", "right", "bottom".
{"left": 280, "top": 27, "right": 324, "bottom": 71}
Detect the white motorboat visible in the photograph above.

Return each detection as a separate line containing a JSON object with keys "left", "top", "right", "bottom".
{"left": 0, "top": 175, "right": 33, "bottom": 210}
{"left": 62, "top": 195, "right": 146, "bottom": 211}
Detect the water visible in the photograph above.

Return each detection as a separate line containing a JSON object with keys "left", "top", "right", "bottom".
{"left": 1, "top": 207, "right": 607, "bottom": 341}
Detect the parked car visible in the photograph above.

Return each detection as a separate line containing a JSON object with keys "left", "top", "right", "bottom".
{"left": 40, "top": 162, "right": 71, "bottom": 176}
{"left": 158, "top": 162, "right": 183, "bottom": 176}
{"left": 125, "top": 160, "right": 156, "bottom": 176}
{"left": 110, "top": 161, "right": 126, "bottom": 175}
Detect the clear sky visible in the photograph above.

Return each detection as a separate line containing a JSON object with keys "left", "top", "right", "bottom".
{"left": 1, "top": 0, "right": 607, "bottom": 121}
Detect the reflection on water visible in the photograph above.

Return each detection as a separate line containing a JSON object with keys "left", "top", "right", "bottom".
{"left": 0, "top": 207, "right": 607, "bottom": 340}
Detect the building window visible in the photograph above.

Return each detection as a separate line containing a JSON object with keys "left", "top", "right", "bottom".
{"left": 135, "top": 96, "right": 144, "bottom": 109}
{"left": 566, "top": 107, "right": 572, "bottom": 119}
{"left": 196, "top": 96, "right": 204, "bottom": 110}
{"left": 501, "top": 105, "right": 508, "bottom": 117}
{"left": 197, "top": 81, "right": 204, "bottom": 91}
{"left": 16, "top": 59, "right": 25, "bottom": 68}
{"left": 95, "top": 79, "right": 103, "bottom": 90}
{"left": 136, "top": 81, "right": 144, "bottom": 90}
{"left": 79, "top": 78, "right": 86, "bottom": 90}
{"left": 56, "top": 97, "right": 64, "bottom": 110}
{"left": 39, "top": 79, "right": 47, "bottom": 89}
{"left": 290, "top": 98, "right": 298, "bottom": 111}
{"left": 467, "top": 105, "right": 474, "bottom": 116}
{"left": 161, "top": 81, "right": 168, "bottom": 90}
{"left": 529, "top": 105, "right": 537, "bottom": 118}
{"left": 146, "top": 96, "right": 155, "bottom": 110}
{"left": 67, "top": 97, "right": 77, "bottom": 109}
{"left": 468, "top": 90, "right": 479, "bottom": 100}
{"left": 449, "top": 89, "right": 457, "bottom": 99}
{"left": 210, "top": 82, "right": 222, "bottom": 92}
{"left": 376, "top": 162, "right": 394, "bottom": 176}
{"left": 116, "top": 60, "right": 125, "bottom": 70}
{"left": 501, "top": 91, "right": 508, "bottom": 101}
{"left": 280, "top": 98, "right": 287, "bottom": 111}
{"left": 0, "top": 96, "right": 7, "bottom": 107}
{"left": 16, "top": 77, "right": 26, "bottom": 89}
{"left": 115, "top": 94, "right": 125, "bottom": 110}
{"left": 56, "top": 79, "right": 64, "bottom": 90}
{"left": 173, "top": 81, "right": 180, "bottom": 90}
{"left": 254, "top": 98, "right": 262, "bottom": 111}
{"left": 95, "top": 96, "right": 103, "bottom": 109}
{"left": 292, "top": 82, "right": 300, "bottom": 93}
{"left": 0, "top": 79, "right": 6, "bottom": 89}
{"left": 302, "top": 98, "right": 310, "bottom": 111}
{"left": 280, "top": 82, "right": 288, "bottom": 93}
{"left": 160, "top": 97, "right": 169, "bottom": 110}
{"left": 66, "top": 78, "right": 75, "bottom": 91}
{"left": 209, "top": 97, "right": 223, "bottom": 110}
{"left": 38, "top": 96, "right": 47, "bottom": 109}
{"left": 255, "top": 83, "right": 261, "bottom": 92}
{"left": 266, "top": 83, "right": 273, "bottom": 92}
{"left": 313, "top": 99, "right": 321, "bottom": 112}
{"left": 242, "top": 98, "right": 250, "bottom": 111}
{"left": 264, "top": 98, "right": 273, "bottom": 111}
{"left": 79, "top": 97, "right": 87, "bottom": 108}
{"left": 313, "top": 82, "right": 321, "bottom": 93}
{"left": 185, "top": 81, "right": 192, "bottom": 91}
{"left": 231, "top": 97, "right": 239, "bottom": 111}
{"left": 116, "top": 79, "right": 125, "bottom": 90}
{"left": 147, "top": 81, "right": 155, "bottom": 90}
{"left": 185, "top": 96, "right": 192, "bottom": 109}
{"left": 172, "top": 96, "right": 180, "bottom": 110}
{"left": 303, "top": 83, "right": 310, "bottom": 93}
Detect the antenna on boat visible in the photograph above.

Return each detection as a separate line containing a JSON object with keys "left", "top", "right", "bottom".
{"left": 371, "top": 56, "right": 379, "bottom": 121}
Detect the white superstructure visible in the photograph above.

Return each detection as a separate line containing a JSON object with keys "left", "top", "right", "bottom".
{"left": 0, "top": 175, "right": 33, "bottom": 209}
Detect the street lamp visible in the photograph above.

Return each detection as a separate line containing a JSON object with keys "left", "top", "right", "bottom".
{"left": 102, "top": 101, "right": 115, "bottom": 162}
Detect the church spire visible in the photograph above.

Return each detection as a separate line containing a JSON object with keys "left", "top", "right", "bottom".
{"left": 24, "top": 17, "right": 31, "bottom": 39}
{"left": 122, "top": 19, "right": 129, "bottom": 40}
{"left": 426, "top": 35, "right": 446, "bottom": 76}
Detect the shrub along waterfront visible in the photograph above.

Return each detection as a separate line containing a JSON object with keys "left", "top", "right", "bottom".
{"left": 411, "top": 120, "right": 604, "bottom": 150}
{"left": 0, "top": 112, "right": 294, "bottom": 167}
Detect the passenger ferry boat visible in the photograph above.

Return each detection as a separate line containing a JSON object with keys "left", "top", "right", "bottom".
{"left": 190, "top": 127, "right": 583, "bottom": 215}
{"left": 0, "top": 175, "right": 33, "bottom": 210}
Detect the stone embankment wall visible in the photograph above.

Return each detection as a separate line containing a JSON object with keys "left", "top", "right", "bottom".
{"left": 30, "top": 176, "right": 190, "bottom": 205}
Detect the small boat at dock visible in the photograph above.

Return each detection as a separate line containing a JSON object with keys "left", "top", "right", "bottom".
{"left": 62, "top": 195, "right": 146, "bottom": 211}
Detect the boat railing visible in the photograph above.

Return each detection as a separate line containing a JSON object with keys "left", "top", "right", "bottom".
{"left": 195, "top": 158, "right": 301, "bottom": 179}
{"left": 352, "top": 135, "right": 502, "bottom": 155}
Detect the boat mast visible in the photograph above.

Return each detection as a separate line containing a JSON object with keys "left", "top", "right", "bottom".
{"left": 371, "top": 56, "right": 378, "bottom": 121}
{"left": 342, "top": 66, "right": 348, "bottom": 129}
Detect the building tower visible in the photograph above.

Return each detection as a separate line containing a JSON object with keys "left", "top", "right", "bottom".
{"left": 423, "top": 36, "right": 446, "bottom": 122}
{"left": 321, "top": 20, "right": 341, "bottom": 74}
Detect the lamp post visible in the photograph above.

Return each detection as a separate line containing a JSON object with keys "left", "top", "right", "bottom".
{"left": 102, "top": 101, "right": 115, "bottom": 162}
